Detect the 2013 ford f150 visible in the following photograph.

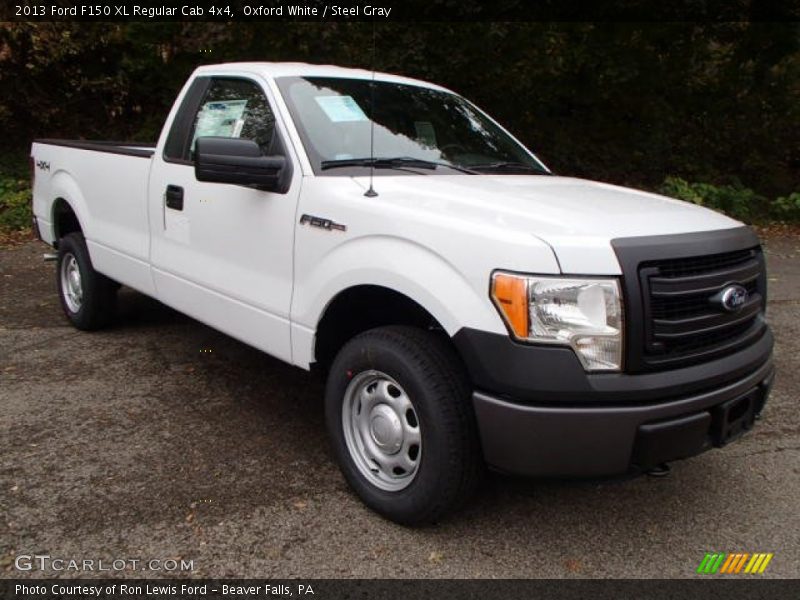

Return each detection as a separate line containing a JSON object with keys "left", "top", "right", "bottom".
{"left": 31, "top": 62, "right": 774, "bottom": 524}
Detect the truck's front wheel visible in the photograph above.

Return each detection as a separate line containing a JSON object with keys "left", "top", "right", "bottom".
{"left": 56, "top": 232, "right": 117, "bottom": 330}
{"left": 325, "top": 326, "right": 482, "bottom": 524}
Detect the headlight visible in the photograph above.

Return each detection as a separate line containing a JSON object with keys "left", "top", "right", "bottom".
{"left": 491, "top": 273, "right": 624, "bottom": 371}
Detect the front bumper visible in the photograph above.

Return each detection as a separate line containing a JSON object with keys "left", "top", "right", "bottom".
{"left": 455, "top": 328, "right": 774, "bottom": 477}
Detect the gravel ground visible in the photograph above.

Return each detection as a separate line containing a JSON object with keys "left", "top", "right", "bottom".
{"left": 1, "top": 235, "right": 798, "bottom": 579}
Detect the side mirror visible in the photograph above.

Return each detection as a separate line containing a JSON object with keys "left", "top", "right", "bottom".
{"left": 194, "top": 137, "right": 286, "bottom": 192}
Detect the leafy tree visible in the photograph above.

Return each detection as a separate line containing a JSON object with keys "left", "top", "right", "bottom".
{"left": 1, "top": 21, "right": 798, "bottom": 229}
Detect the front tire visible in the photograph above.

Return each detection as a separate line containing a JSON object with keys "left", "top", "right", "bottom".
{"left": 325, "top": 326, "right": 482, "bottom": 524}
{"left": 56, "top": 232, "right": 117, "bottom": 330}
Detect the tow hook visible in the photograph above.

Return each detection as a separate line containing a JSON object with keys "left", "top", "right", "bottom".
{"left": 647, "top": 463, "right": 671, "bottom": 478}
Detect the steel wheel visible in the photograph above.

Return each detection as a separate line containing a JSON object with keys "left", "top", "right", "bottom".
{"left": 60, "top": 253, "right": 83, "bottom": 313}
{"left": 326, "top": 326, "right": 482, "bottom": 523}
{"left": 342, "top": 370, "right": 422, "bottom": 491}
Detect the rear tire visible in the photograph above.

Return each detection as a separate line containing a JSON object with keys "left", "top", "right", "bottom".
{"left": 56, "top": 232, "right": 117, "bottom": 330}
{"left": 325, "top": 326, "right": 482, "bottom": 525}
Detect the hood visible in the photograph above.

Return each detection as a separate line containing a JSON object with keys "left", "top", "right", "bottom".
{"left": 350, "top": 174, "right": 743, "bottom": 274}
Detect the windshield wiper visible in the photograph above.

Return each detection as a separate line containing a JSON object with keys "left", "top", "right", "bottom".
{"left": 469, "top": 161, "right": 549, "bottom": 174}
{"left": 321, "top": 157, "right": 433, "bottom": 171}
{"left": 320, "top": 157, "right": 476, "bottom": 174}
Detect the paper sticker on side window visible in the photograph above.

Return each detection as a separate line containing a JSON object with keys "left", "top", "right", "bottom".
{"left": 192, "top": 99, "right": 248, "bottom": 150}
{"left": 314, "top": 95, "right": 368, "bottom": 122}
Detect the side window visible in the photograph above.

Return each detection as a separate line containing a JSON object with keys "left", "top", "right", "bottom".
{"left": 188, "top": 78, "right": 276, "bottom": 158}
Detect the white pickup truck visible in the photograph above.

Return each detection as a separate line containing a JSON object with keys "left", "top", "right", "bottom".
{"left": 31, "top": 62, "right": 774, "bottom": 524}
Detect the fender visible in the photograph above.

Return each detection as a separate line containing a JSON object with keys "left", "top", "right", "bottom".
{"left": 290, "top": 235, "right": 509, "bottom": 368}
{"left": 49, "top": 170, "right": 92, "bottom": 242}
{"left": 47, "top": 168, "right": 157, "bottom": 296}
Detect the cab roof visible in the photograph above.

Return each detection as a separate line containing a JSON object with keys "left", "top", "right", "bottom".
{"left": 193, "top": 62, "right": 452, "bottom": 93}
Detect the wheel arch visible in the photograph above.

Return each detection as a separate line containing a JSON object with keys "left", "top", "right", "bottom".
{"left": 292, "top": 235, "right": 507, "bottom": 369}
{"left": 49, "top": 171, "right": 91, "bottom": 244}
{"left": 313, "top": 284, "right": 449, "bottom": 369}
{"left": 52, "top": 197, "right": 83, "bottom": 241}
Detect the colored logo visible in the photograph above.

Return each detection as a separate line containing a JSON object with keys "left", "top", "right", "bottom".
{"left": 719, "top": 284, "right": 748, "bottom": 312}
{"left": 696, "top": 552, "right": 773, "bottom": 574}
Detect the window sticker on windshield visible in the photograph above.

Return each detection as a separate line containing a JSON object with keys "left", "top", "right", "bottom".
{"left": 191, "top": 99, "right": 248, "bottom": 149}
{"left": 314, "top": 95, "right": 368, "bottom": 122}
{"left": 414, "top": 121, "right": 437, "bottom": 147}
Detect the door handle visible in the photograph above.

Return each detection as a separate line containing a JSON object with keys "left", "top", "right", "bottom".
{"left": 165, "top": 185, "right": 184, "bottom": 211}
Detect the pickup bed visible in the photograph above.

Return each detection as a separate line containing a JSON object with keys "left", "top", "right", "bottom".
{"left": 31, "top": 62, "right": 774, "bottom": 524}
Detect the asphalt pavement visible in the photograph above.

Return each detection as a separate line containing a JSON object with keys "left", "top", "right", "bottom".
{"left": 1, "top": 235, "right": 798, "bottom": 578}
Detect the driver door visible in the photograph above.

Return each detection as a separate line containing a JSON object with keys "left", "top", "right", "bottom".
{"left": 148, "top": 75, "right": 300, "bottom": 363}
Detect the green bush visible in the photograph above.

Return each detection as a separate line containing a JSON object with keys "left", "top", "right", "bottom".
{"left": 772, "top": 192, "right": 800, "bottom": 221}
{"left": 658, "top": 176, "right": 768, "bottom": 221}
{"left": 0, "top": 176, "right": 32, "bottom": 232}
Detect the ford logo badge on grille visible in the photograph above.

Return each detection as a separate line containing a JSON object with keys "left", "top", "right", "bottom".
{"left": 719, "top": 284, "right": 749, "bottom": 312}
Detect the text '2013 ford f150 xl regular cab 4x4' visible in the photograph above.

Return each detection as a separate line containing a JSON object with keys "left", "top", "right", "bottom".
{"left": 31, "top": 62, "right": 774, "bottom": 524}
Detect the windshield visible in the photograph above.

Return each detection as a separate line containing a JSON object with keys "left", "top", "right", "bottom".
{"left": 275, "top": 76, "right": 549, "bottom": 175}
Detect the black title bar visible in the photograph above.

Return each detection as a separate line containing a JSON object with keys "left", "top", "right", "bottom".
{"left": 2, "top": 0, "right": 800, "bottom": 22}
{"left": 2, "top": 579, "right": 799, "bottom": 600}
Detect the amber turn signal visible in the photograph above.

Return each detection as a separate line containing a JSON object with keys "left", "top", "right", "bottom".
{"left": 491, "top": 273, "right": 529, "bottom": 338}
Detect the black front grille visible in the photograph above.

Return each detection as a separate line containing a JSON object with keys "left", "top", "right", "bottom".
{"left": 650, "top": 279, "right": 759, "bottom": 320}
{"left": 649, "top": 248, "right": 756, "bottom": 278}
{"left": 639, "top": 247, "right": 766, "bottom": 367}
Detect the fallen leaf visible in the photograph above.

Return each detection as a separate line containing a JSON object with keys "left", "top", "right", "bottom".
{"left": 564, "top": 558, "right": 582, "bottom": 572}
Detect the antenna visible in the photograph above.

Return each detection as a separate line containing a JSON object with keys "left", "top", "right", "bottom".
{"left": 364, "top": 19, "right": 378, "bottom": 198}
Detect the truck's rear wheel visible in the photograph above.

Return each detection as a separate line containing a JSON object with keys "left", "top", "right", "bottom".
{"left": 325, "top": 326, "right": 482, "bottom": 524}
{"left": 56, "top": 232, "right": 117, "bottom": 330}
